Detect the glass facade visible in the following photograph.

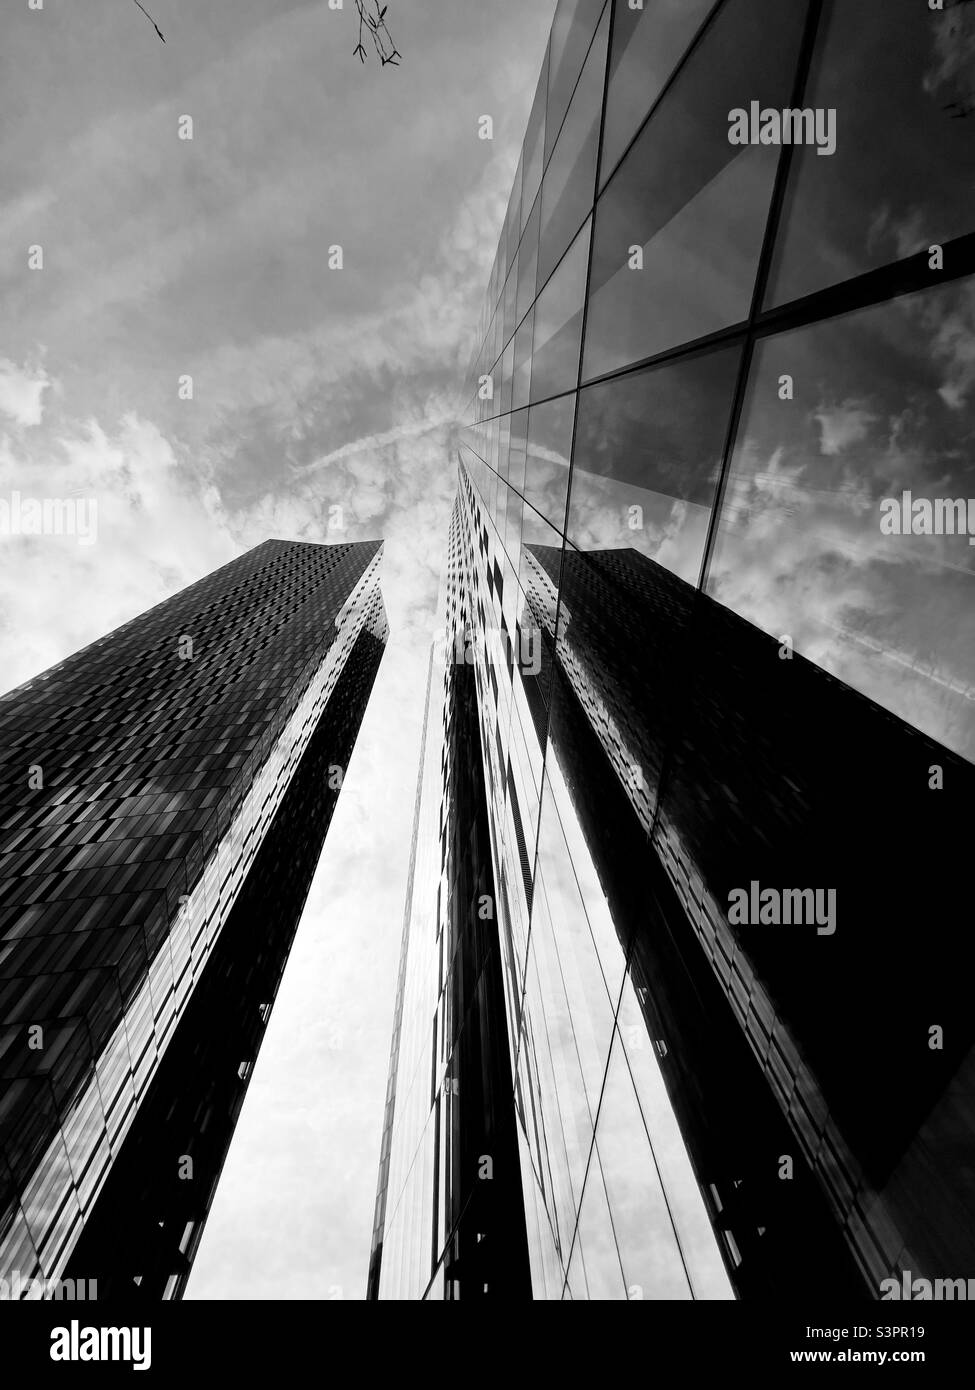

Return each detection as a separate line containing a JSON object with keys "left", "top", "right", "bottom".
{"left": 0, "top": 539, "right": 388, "bottom": 1297}
{"left": 374, "top": 0, "right": 975, "bottom": 1299}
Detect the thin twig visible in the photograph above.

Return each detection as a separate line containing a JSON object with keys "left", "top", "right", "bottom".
{"left": 353, "top": 0, "right": 400, "bottom": 66}
{"left": 131, "top": 0, "right": 165, "bottom": 42}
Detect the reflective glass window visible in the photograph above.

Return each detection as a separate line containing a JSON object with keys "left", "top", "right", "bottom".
{"left": 767, "top": 0, "right": 975, "bottom": 308}
{"left": 525, "top": 392, "right": 575, "bottom": 530}
{"left": 570, "top": 340, "right": 744, "bottom": 585}
{"left": 499, "top": 335, "right": 515, "bottom": 416}
{"left": 504, "top": 150, "right": 524, "bottom": 274}
{"left": 584, "top": 0, "right": 808, "bottom": 382}
{"left": 600, "top": 0, "right": 717, "bottom": 187}
{"left": 537, "top": 5, "right": 609, "bottom": 290}
{"left": 517, "top": 194, "right": 542, "bottom": 326}
{"left": 593, "top": 1029, "right": 700, "bottom": 1298}
{"left": 611, "top": 986, "right": 734, "bottom": 1299}
{"left": 530, "top": 219, "right": 591, "bottom": 405}
{"left": 567, "top": 1148, "right": 627, "bottom": 1298}
{"left": 545, "top": 0, "right": 608, "bottom": 164}
{"left": 503, "top": 252, "right": 519, "bottom": 348}
{"left": 512, "top": 309, "right": 534, "bottom": 411}
{"left": 518, "top": 506, "right": 564, "bottom": 735}
{"left": 507, "top": 407, "right": 530, "bottom": 498}
{"left": 522, "top": 55, "right": 550, "bottom": 231}
{"left": 706, "top": 280, "right": 975, "bottom": 762}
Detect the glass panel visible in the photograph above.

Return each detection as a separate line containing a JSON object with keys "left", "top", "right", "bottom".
{"left": 499, "top": 336, "right": 515, "bottom": 416}
{"left": 570, "top": 340, "right": 744, "bottom": 585}
{"left": 496, "top": 415, "right": 511, "bottom": 491}
{"left": 517, "top": 194, "right": 542, "bottom": 326}
{"left": 584, "top": 0, "right": 808, "bottom": 381}
{"left": 612, "top": 984, "right": 734, "bottom": 1298}
{"left": 521, "top": 768, "right": 619, "bottom": 1198}
{"left": 489, "top": 413, "right": 504, "bottom": 482}
{"left": 525, "top": 392, "right": 575, "bottom": 531}
{"left": 595, "top": 1021, "right": 730, "bottom": 1298}
{"left": 568, "top": 1147, "right": 628, "bottom": 1298}
{"left": 706, "top": 281, "right": 975, "bottom": 762}
{"left": 489, "top": 242, "right": 502, "bottom": 313}
{"left": 522, "top": 52, "right": 550, "bottom": 231}
{"left": 507, "top": 407, "right": 529, "bottom": 497}
{"left": 505, "top": 149, "right": 524, "bottom": 272}
{"left": 545, "top": 0, "right": 608, "bottom": 164}
{"left": 491, "top": 299, "right": 503, "bottom": 369}
{"left": 515, "top": 933, "right": 586, "bottom": 1272}
{"left": 530, "top": 220, "right": 591, "bottom": 406}
{"left": 512, "top": 308, "right": 534, "bottom": 411}
{"left": 537, "top": 5, "right": 609, "bottom": 290}
{"left": 767, "top": 0, "right": 975, "bottom": 309}
{"left": 518, "top": 507, "right": 565, "bottom": 740}
{"left": 503, "top": 252, "right": 519, "bottom": 349}
{"left": 500, "top": 480, "right": 522, "bottom": 574}
{"left": 600, "top": 0, "right": 717, "bottom": 187}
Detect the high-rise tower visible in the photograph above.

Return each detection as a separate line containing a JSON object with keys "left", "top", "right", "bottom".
{"left": 370, "top": 0, "right": 975, "bottom": 1299}
{"left": 0, "top": 539, "right": 387, "bottom": 1298}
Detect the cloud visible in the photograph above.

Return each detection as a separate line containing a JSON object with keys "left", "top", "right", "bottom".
{"left": 0, "top": 357, "right": 50, "bottom": 428}
{"left": 924, "top": 277, "right": 975, "bottom": 410}
{"left": 0, "top": 412, "right": 237, "bottom": 687}
{"left": 814, "top": 399, "right": 879, "bottom": 456}
{"left": 923, "top": 1, "right": 975, "bottom": 100}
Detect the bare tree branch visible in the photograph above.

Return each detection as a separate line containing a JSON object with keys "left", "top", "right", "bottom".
{"left": 131, "top": 0, "right": 165, "bottom": 43}
{"left": 353, "top": 0, "right": 400, "bottom": 67}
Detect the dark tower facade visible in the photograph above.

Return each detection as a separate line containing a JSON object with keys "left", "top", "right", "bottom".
{"left": 0, "top": 539, "right": 387, "bottom": 1298}
{"left": 372, "top": 0, "right": 975, "bottom": 1299}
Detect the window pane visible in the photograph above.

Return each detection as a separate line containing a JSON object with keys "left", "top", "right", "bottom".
{"left": 521, "top": 53, "right": 550, "bottom": 231}
{"left": 766, "top": 0, "right": 975, "bottom": 308}
{"left": 567, "top": 1148, "right": 627, "bottom": 1298}
{"left": 517, "top": 194, "right": 541, "bottom": 326}
{"left": 496, "top": 413, "right": 510, "bottom": 485}
{"left": 599, "top": 0, "right": 717, "bottom": 188}
{"left": 501, "top": 479, "right": 524, "bottom": 577}
{"left": 525, "top": 392, "right": 575, "bottom": 530}
{"left": 505, "top": 149, "right": 523, "bottom": 268}
{"left": 584, "top": 0, "right": 808, "bottom": 381}
{"left": 570, "top": 341, "right": 744, "bottom": 585}
{"left": 507, "top": 407, "right": 529, "bottom": 497}
{"left": 706, "top": 280, "right": 975, "bottom": 761}
{"left": 593, "top": 1031, "right": 693, "bottom": 1299}
{"left": 499, "top": 335, "right": 515, "bottom": 415}
{"left": 609, "top": 990, "right": 734, "bottom": 1299}
{"left": 518, "top": 507, "right": 564, "bottom": 742}
{"left": 545, "top": 0, "right": 608, "bottom": 165}
{"left": 530, "top": 219, "right": 591, "bottom": 405}
{"left": 503, "top": 251, "right": 519, "bottom": 349}
{"left": 537, "top": 5, "right": 609, "bottom": 290}
{"left": 512, "top": 307, "right": 534, "bottom": 411}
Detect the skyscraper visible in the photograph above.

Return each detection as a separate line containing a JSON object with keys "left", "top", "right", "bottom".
{"left": 369, "top": 0, "right": 975, "bottom": 1299}
{"left": 0, "top": 538, "right": 387, "bottom": 1299}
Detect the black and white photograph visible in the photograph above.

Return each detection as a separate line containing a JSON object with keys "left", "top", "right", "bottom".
{"left": 0, "top": 0, "right": 973, "bottom": 1371}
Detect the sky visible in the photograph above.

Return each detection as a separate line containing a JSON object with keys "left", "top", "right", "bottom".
{"left": 0, "top": 0, "right": 555, "bottom": 1299}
